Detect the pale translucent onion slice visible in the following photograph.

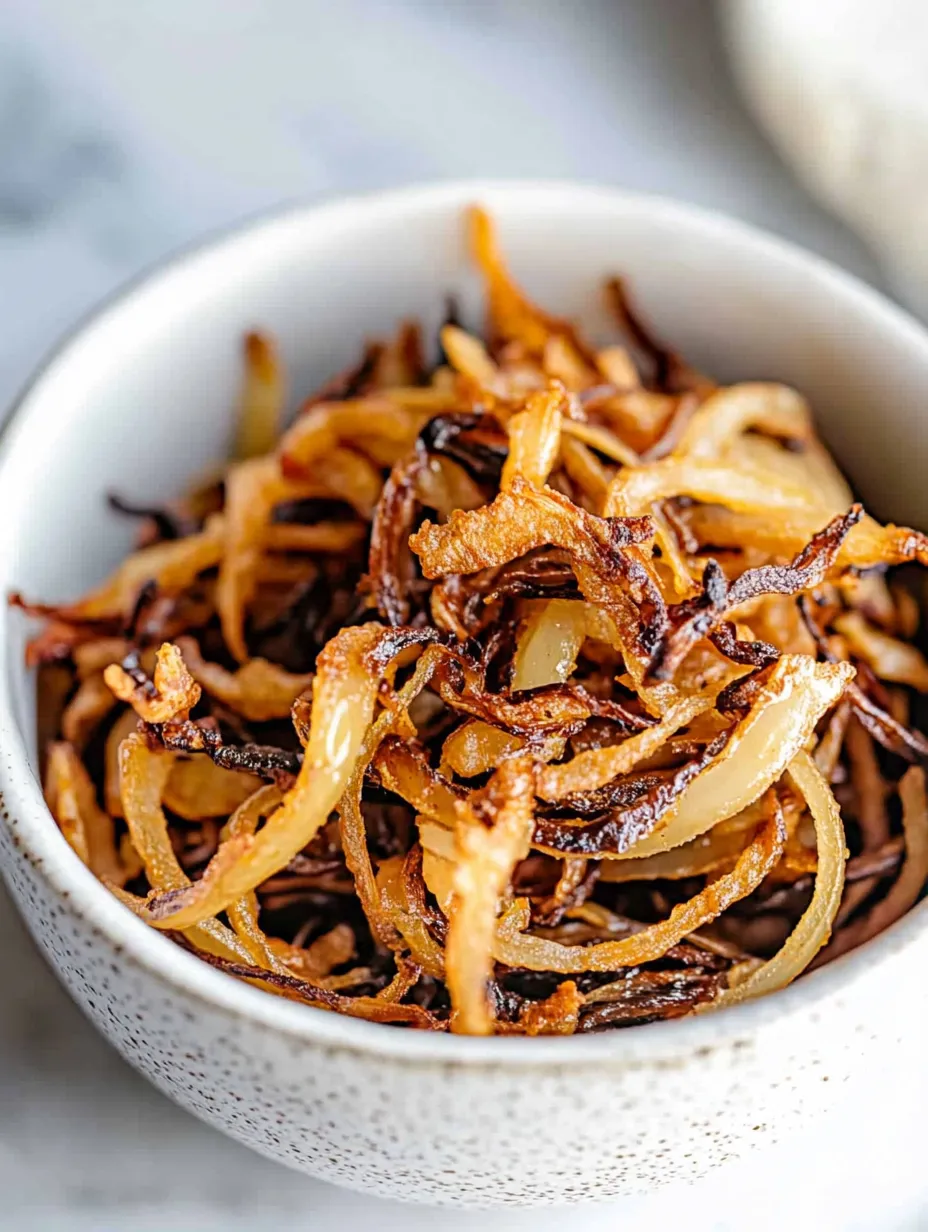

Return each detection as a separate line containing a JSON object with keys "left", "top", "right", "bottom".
{"left": 672, "top": 383, "right": 812, "bottom": 460}
{"left": 511, "top": 598, "right": 588, "bottom": 691}
{"left": 605, "top": 456, "right": 830, "bottom": 520}
{"left": 142, "top": 626, "right": 422, "bottom": 929}
{"left": 61, "top": 673, "right": 117, "bottom": 748}
{"left": 440, "top": 324, "right": 500, "bottom": 388}
{"left": 616, "top": 657, "right": 854, "bottom": 860}
{"left": 441, "top": 598, "right": 587, "bottom": 775}
{"left": 45, "top": 741, "right": 125, "bottom": 884}
{"left": 445, "top": 757, "right": 536, "bottom": 1035}
{"left": 279, "top": 397, "right": 429, "bottom": 474}
{"left": 707, "top": 751, "right": 846, "bottom": 1008}
{"left": 500, "top": 386, "right": 564, "bottom": 490}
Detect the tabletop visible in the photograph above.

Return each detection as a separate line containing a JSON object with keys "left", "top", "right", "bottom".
{"left": 0, "top": 2, "right": 920, "bottom": 1228}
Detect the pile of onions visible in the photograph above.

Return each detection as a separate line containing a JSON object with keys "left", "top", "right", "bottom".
{"left": 22, "top": 207, "right": 928, "bottom": 1035}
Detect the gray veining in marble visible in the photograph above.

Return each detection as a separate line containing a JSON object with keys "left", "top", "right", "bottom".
{"left": 0, "top": 2, "right": 920, "bottom": 1229}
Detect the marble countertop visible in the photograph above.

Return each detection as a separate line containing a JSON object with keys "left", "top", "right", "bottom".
{"left": 0, "top": 2, "right": 921, "bottom": 1228}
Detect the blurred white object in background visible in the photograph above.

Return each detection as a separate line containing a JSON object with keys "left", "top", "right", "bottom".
{"left": 723, "top": 0, "right": 928, "bottom": 317}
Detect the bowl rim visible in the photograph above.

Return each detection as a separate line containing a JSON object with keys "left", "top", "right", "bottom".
{"left": 2, "top": 177, "right": 928, "bottom": 1067}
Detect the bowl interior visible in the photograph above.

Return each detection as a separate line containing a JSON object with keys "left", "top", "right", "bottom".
{"left": 2, "top": 181, "right": 928, "bottom": 1046}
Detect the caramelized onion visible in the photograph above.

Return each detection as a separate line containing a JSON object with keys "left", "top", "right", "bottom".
{"left": 25, "top": 204, "right": 928, "bottom": 1033}
{"left": 709, "top": 752, "right": 846, "bottom": 1008}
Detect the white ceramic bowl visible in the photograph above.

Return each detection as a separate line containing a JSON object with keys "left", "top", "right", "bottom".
{"left": 1, "top": 182, "right": 928, "bottom": 1209}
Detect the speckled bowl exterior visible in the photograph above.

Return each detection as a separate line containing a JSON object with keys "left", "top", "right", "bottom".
{"left": 1, "top": 183, "right": 928, "bottom": 1207}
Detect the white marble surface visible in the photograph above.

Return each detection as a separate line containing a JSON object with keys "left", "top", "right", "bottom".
{"left": 0, "top": 2, "right": 921, "bottom": 1228}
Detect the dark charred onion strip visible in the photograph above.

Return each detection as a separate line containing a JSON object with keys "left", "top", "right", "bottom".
{"left": 578, "top": 969, "right": 725, "bottom": 1030}
{"left": 418, "top": 411, "right": 509, "bottom": 484}
{"left": 365, "top": 448, "right": 426, "bottom": 625}
{"left": 800, "top": 593, "right": 928, "bottom": 763}
{"left": 648, "top": 506, "right": 862, "bottom": 681}
{"left": 532, "top": 730, "right": 732, "bottom": 856}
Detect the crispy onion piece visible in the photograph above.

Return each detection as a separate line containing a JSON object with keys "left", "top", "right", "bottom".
{"left": 45, "top": 741, "right": 126, "bottom": 884}
{"left": 217, "top": 457, "right": 314, "bottom": 663}
{"left": 648, "top": 507, "right": 862, "bottom": 681}
{"left": 412, "top": 476, "right": 653, "bottom": 578}
{"left": 708, "top": 752, "right": 846, "bottom": 1007}
{"left": 263, "top": 522, "right": 366, "bottom": 553}
{"left": 376, "top": 734, "right": 462, "bottom": 819}
{"left": 235, "top": 331, "right": 285, "bottom": 460}
{"left": 683, "top": 505, "right": 928, "bottom": 573}
{"left": 439, "top": 325, "right": 500, "bottom": 388}
{"left": 606, "top": 456, "right": 826, "bottom": 521}
{"left": 411, "top": 477, "right": 661, "bottom": 676}
{"left": 535, "top": 689, "right": 717, "bottom": 802}
{"left": 219, "top": 784, "right": 290, "bottom": 972}
{"left": 377, "top": 855, "right": 446, "bottom": 979}
{"left": 279, "top": 398, "right": 428, "bottom": 475}
{"left": 500, "top": 385, "right": 565, "bottom": 490}
{"left": 469, "top": 205, "right": 594, "bottom": 364}
{"left": 118, "top": 734, "right": 187, "bottom": 890}
{"left": 167, "top": 939, "right": 440, "bottom": 1028}
{"left": 561, "top": 418, "right": 640, "bottom": 469}
{"left": 174, "top": 636, "right": 313, "bottom": 721}
{"left": 612, "top": 656, "right": 854, "bottom": 860}
{"left": 267, "top": 921, "right": 356, "bottom": 981}
{"left": 337, "top": 645, "right": 443, "bottom": 948}
{"left": 834, "top": 611, "right": 928, "bottom": 692}
{"left": 116, "top": 734, "right": 256, "bottom": 962}
{"left": 497, "top": 981, "right": 583, "bottom": 1036}
{"left": 139, "top": 625, "right": 437, "bottom": 929}
{"left": 672, "top": 383, "right": 812, "bottom": 459}
{"left": 441, "top": 721, "right": 565, "bottom": 779}
{"left": 303, "top": 446, "right": 384, "bottom": 519}
{"left": 433, "top": 659, "right": 647, "bottom": 743}
{"left": 61, "top": 672, "right": 118, "bottom": 749}
{"left": 532, "top": 731, "right": 733, "bottom": 857}
{"left": 366, "top": 448, "right": 426, "bottom": 625}
{"left": 597, "top": 817, "right": 762, "bottom": 883}
{"left": 104, "top": 643, "right": 201, "bottom": 723}
{"left": 494, "top": 791, "right": 785, "bottom": 973}
{"left": 445, "top": 757, "right": 536, "bottom": 1035}
{"left": 444, "top": 598, "right": 588, "bottom": 773}
{"left": 414, "top": 455, "right": 485, "bottom": 520}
